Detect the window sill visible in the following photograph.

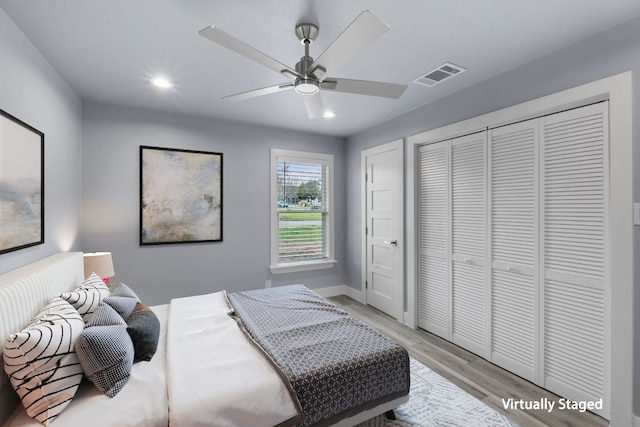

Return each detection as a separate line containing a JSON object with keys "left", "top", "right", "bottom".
{"left": 269, "top": 259, "right": 337, "bottom": 274}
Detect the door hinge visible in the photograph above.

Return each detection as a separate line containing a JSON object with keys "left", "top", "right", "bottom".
{"left": 366, "top": 226, "right": 368, "bottom": 235}
{"left": 365, "top": 280, "right": 368, "bottom": 289}
{"left": 365, "top": 173, "right": 368, "bottom": 181}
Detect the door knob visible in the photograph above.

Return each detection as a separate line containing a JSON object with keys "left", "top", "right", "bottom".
{"left": 384, "top": 240, "right": 398, "bottom": 246}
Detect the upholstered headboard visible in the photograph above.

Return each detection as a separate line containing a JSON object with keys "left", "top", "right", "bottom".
{"left": 0, "top": 252, "right": 84, "bottom": 392}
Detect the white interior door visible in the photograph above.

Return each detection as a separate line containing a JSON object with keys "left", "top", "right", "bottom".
{"left": 363, "top": 140, "right": 403, "bottom": 321}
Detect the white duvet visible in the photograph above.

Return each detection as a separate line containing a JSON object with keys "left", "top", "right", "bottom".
{"left": 166, "top": 291, "right": 300, "bottom": 427}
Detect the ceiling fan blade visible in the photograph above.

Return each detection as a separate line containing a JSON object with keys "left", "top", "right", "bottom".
{"left": 199, "top": 26, "right": 299, "bottom": 80}
{"left": 321, "top": 78, "right": 407, "bottom": 98}
{"left": 303, "top": 93, "right": 325, "bottom": 119}
{"left": 223, "top": 83, "right": 294, "bottom": 102}
{"left": 310, "top": 10, "right": 389, "bottom": 81}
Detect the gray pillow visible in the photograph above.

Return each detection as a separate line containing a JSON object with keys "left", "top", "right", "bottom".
{"left": 127, "top": 304, "right": 160, "bottom": 362}
{"left": 75, "top": 303, "right": 134, "bottom": 397}
{"left": 103, "top": 282, "right": 139, "bottom": 319}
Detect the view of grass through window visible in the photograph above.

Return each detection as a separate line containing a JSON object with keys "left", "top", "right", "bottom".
{"left": 277, "top": 160, "right": 327, "bottom": 262}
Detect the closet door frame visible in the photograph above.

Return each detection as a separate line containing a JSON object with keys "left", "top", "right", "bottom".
{"left": 406, "top": 72, "right": 632, "bottom": 425}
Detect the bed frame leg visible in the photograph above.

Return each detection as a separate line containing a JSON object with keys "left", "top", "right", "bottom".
{"left": 384, "top": 410, "right": 396, "bottom": 420}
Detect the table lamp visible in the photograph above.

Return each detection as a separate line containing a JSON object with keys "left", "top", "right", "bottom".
{"left": 83, "top": 252, "right": 115, "bottom": 284}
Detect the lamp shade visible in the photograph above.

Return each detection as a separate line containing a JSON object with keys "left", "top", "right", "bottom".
{"left": 83, "top": 252, "right": 115, "bottom": 280}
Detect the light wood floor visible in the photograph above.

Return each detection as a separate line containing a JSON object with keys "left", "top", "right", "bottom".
{"left": 328, "top": 295, "right": 608, "bottom": 427}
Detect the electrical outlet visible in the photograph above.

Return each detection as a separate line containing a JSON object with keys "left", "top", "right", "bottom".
{"left": 265, "top": 279, "right": 272, "bottom": 289}
{"left": 635, "top": 203, "right": 640, "bottom": 225}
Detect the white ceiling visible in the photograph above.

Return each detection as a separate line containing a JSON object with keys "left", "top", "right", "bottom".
{"left": 2, "top": 0, "right": 640, "bottom": 137}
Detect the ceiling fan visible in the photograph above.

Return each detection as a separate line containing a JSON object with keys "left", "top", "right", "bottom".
{"left": 198, "top": 10, "right": 407, "bottom": 118}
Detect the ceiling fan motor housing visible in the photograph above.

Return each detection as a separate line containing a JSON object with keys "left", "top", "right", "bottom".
{"left": 296, "top": 56, "right": 315, "bottom": 76}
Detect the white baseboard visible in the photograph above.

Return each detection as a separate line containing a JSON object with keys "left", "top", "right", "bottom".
{"left": 314, "top": 285, "right": 365, "bottom": 304}
{"left": 313, "top": 285, "right": 347, "bottom": 298}
{"left": 343, "top": 285, "right": 365, "bottom": 303}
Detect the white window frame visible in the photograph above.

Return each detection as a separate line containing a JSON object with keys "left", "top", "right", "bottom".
{"left": 270, "top": 149, "right": 336, "bottom": 274}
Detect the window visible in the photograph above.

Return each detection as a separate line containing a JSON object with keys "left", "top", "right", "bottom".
{"left": 270, "top": 149, "right": 336, "bottom": 274}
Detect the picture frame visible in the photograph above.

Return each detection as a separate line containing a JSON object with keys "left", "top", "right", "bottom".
{"left": 0, "top": 109, "right": 44, "bottom": 255}
{"left": 140, "top": 146, "right": 223, "bottom": 245}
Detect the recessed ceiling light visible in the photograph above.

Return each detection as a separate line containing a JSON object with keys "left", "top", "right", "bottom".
{"left": 151, "top": 78, "right": 172, "bottom": 89}
{"left": 323, "top": 111, "right": 336, "bottom": 118}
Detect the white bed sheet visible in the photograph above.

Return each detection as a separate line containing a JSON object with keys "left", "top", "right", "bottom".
{"left": 4, "top": 304, "right": 170, "bottom": 427}
{"left": 166, "top": 291, "right": 300, "bottom": 427}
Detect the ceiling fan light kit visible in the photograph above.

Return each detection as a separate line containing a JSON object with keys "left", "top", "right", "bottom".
{"left": 199, "top": 10, "right": 408, "bottom": 119}
{"left": 294, "top": 79, "right": 320, "bottom": 95}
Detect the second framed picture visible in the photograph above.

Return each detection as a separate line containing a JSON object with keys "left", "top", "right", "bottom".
{"left": 140, "top": 146, "right": 223, "bottom": 245}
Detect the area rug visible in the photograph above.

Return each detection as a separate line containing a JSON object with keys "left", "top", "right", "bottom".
{"left": 356, "top": 358, "right": 519, "bottom": 426}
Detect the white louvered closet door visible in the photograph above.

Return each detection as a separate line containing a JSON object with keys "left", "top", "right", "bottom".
{"left": 541, "top": 102, "right": 609, "bottom": 417}
{"left": 450, "top": 132, "right": 487, "bottom": 357}
{"left": 489, "top": 120, "right": 538, "bottom": 382}
{"left": 417, "top": 141, "right": 450, "bottom": 338}
{"left": 416, "top": 101, "right": 610, "bottom": 419}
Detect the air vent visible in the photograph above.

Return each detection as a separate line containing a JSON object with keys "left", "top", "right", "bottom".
{"left": 413, "top": 62, "right": 466, "bottom": 87}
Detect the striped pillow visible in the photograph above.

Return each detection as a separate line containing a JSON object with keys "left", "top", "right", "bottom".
{"left": 3, "top": 297, "right": 85, "bottom": 426}
{"left": 60, "top": 273, "right": 111, "bottom": 322}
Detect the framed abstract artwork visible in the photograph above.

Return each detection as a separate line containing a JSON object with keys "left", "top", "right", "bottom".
{"left": 140, "top": 146, "right": 223, "bottom": 245}
{"left": 0, "top": 109, "right": 44, "bottom": 254}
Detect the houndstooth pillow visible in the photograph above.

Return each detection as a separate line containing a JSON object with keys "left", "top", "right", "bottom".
{"left": 3, "top": 297, "right": 85, "bottom": 426}
{"left": 60, "top": 273, "right": 111, "bottom": 322}
{"left": 75, "top": 302, "right": 134, "bottom": 397}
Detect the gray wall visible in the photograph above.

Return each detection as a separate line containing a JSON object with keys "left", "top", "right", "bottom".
{"left": 0, "top": 10, "right": 83, "bottom": 274}
{"left": 81, "top": 102, "right": 347, "bottom": 306}
{"left": 346, "top": 14, "right": 640, "bottom": 416}
{"left": 0, "top": 9, "right": 83, "bottom": 423}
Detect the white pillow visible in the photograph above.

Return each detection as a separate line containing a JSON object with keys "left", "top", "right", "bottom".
{"left": 3, "top": 297, "right": 85, "bottom": 426}
{"left": 60, "top": 272, "right": 111, "bottom": 322}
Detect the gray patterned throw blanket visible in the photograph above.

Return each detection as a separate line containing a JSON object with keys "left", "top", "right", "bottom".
{"left": 227, "top": 285, "right": 410, "bottom": 427}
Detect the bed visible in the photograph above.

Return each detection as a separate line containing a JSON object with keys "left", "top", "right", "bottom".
{"left": 0, "top": 252, "right": 409, "bottom": 427}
